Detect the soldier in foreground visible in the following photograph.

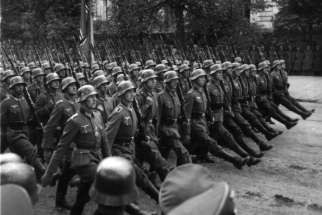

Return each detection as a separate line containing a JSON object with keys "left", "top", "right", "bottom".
{"left": 0, "top": 76, "right": 45, "bottom": 178}
{"left": 104, "top": 80, "right": 160, "bottom": 202}
{"left": 90, "top": 156, "right": 154, "bottom": 215}
{"left": 42, "top": 85, "right": 108, "bottom": 215}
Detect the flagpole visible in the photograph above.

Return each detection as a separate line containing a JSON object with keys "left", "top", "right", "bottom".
{"left": 89, "top": 0, "right": 95, "bottom": 66}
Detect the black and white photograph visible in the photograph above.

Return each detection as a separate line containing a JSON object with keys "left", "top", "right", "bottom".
{"left": 0, "top": 0, "right": 321, "bottom": 214}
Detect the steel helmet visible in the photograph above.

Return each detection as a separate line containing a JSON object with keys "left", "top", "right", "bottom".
{"left": 117, "top": 80, "right": 136, "bottom": 96}
{"left": 155, "top": 64, "right": 168, "bottom": 75}
{"left": 0, "top": 162, "right": 40, "bottom": 205}
{"left": 45, "top": 72, "right": 60, "bottom": 85}
{"left": 21, "top": 67, "right": 31, "bottom": 75}
{"left": 54, "top": 63, "right": 65, "bottom": 72}
{"left": 128, "top": 63, "right": 139, "bottom": 72}
{"left": 249, "top": 64, "right": 256, "bottom": 71}
{"left": 221, "top": 61, "right": 232, "bottom": 70}
{"left": 90, "top": 156, "right": 138, "bottom": 206}
{"left": 178, "top": 64, "right": 190, "bottom": 73}
{"left": 202, "top": 59, "right": 214, "bottom": 69}
{"left": 2, "top": 70, "right": 16, "bottom": 82}
{"left": 78, "top": 85, "right": 98, "bottom": 102}
{"left": 190, "top": 69, "right": 207, "bottom": 81}
{"left": 61, "top": 77, "right": 77, "bottom": 91}
{"left": 92, "top": 69, "right": 105, "bottom": 78}
{"left": 272, "top": 60, "right": 281, "bottom": 68}
{"left": 210, "top": 64, "right": 223, "bottom": 75}
{"left": 9, "top": 76, "right": 26, "bottom": 89}
{"left": 164, "top": 70, "right": 179, "bottom": 83}
{"left": 112, "top": 66, "right": 123, "bottom": 76}
{"left": 32, "top": 68, "right": 45, "bottom": 78}
{"left": 76, "top": 72, "right": 85, "bottom": 80}
{"left": 107, "top": 61, "right": 118, "bottom": 70}
{"left": 93, "top": 75, "right": 109, "bottom": 88}
{"left": 0, "top": 153, "right": 23, "bottom": 165}
{"left": 234, "top": 56, "right": 242, "bottom": 63}
{"left": 145, "top": 59, "right": 156, "bottom": 69}
{"left": 258, "top": 61, "right": 268, "bottom": 71}
{"left": 161, "top": 59, "right": 169, "bottom": 65}
{"left": 140, "top": 69, "right": 157, "bottom": 83}
{"left": 27, "top": 62, "right": 36, "bottom": 69}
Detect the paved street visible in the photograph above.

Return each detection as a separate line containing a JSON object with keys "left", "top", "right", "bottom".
{"left": 35, "top": 76, "right": 322, "bottom": 215}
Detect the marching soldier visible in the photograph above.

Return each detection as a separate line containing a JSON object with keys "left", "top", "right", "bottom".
{"left": 42, "top": 77, "right": 79, "bottom": 210}
{"left": 207, "top": 64, "right": 261, "bottom": 165}
{"left": 256, "top": 61, "right": 298, "bottom": 129}
{"left": 0, "top": 69, "right": 16, "bottom": 101}
{"left": 271, "top": 60, "right": 313, "bottom": 119}
{"left": 158, "top": 71, "right": 192, "bottom": 165}
{"left": 93, "top": 75, "right": 114, "bottom": 123}
{"left": 238, "top": 64, "right": 279, "bottom": 140}
{"left": 221, "top": 63, "right": 272, "bottom": 153}
{"left": 104, "top": 80, "right": 160, "bottom": 202}
{"left": 35, "top": 72, "right": 63, "bottom": 124}
{"left": 76, "top": 72, "right": 87, "bottom": 86}
{"left": 21, "top": 67, "right": 32, "bottom": 87}
{"left": 136, "top": 69, "right": 172, "bottom": 180}
{"left": 184, "top": 69, "right": 247, "bottom": 169}
{"left": 28, "top": 67, "right": 46, "bottom": 102}
{"left": 154, "top": 64, "right": 168, "bottom": 93}
{"left": 54, "top": 63, "right": 68, "bottom": 79}
{"left": 42, "top": 85, "right": 108, "bottom": 215}
{"left": 0, "top": 76, "right": 45, "bottom": 177}
{"left": 178, "top": 64, "right": 191, "bottom": 94}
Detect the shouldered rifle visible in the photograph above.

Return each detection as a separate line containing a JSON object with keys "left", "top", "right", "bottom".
{"left": 2, "top": 47, "right": 44, "bottom": 130}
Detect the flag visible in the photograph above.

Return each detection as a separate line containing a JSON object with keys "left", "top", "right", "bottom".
{"left": 80, "top": 0, "right": 94, "bottom": 65}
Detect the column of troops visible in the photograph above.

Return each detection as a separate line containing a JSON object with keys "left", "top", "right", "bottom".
{"left": 0, "top": 47, "right": 315, "bottom": 215}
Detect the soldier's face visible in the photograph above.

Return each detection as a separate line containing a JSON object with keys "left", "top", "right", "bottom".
{"left": 214, "top": 71, "right": 223, "bottom": 80}
{"left": 99, "top": 83, "right": 109, "bottom": 94}
{"left": 196, "top": 76, "right": 206, "bottom": 86}
{"left": 146, "top": 78, "right": 156, "bottom": 89}
{"left": 35, "top": 76, "right": 44, "bottom": 84}
{"left": 50, "top": 80, "right": 60, "bottom": 90}
{"left": 124, "top": 89, "right": 135, "bottom": 103}
{"left": 13, "top": 84, "right": 24, "bottom": 96}
{"left": 23, "top": 72, "right": 31, "bottom": 80}
{"left": 79, "top": 79, "right": 86, "bottom": 87}
{"left": 85, "top": 95, "right": 97, "bottom": 109}
{"left": 67, "top": 83, "right": 77, "bottom": 95}
{"left": 168, "top": 79, "right": 178, "bottom": 89}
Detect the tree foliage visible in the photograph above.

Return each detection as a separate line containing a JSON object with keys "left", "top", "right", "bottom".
{"left": 274, "top": 0, "right": 322, "bottom": 34}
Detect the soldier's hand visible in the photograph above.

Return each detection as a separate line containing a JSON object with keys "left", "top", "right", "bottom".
{"left": 41, "top": 173, "right": 53, "bottom": 187}
{"left": 146, "top": 96, "right": 153, "bottom": 106}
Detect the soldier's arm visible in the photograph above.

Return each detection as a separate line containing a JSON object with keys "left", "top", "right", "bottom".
{"left": 35, "top": 94, "right": 53, "bottom": 120}
{"left": 103, "top": 108, "right": 123, "bottom": 151}
{"left": 183, "top": 92, "right": 194, "bottom": 137}
{"left": 42, "top": 102, "right": 64, "bottom": 150}
{"left": 0, "top": 99, "right": 9, "bottom": 127}
{"left": 45, "top": 116, "right": 79, "bottom": 176}
{"left": 137, "top": 91, "right": 152, "bottom": 119}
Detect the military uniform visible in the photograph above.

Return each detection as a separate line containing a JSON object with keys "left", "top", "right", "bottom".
{"left": 158, "top": 86, "right": 191, "bottom": 165}
{"left": 136, "top": 87, "right": 172, "bottom": 180}
{"left": 271, "top": 66, "right": 312, "bottom": 119}
{"left": 27, "top": 82, "right": 45, "bottom": 102}
{"left": 104, "top": 102, "right": 159, "bottom": 202}
{"left": 42, "top": 94, "right": 79, "bottom": 209}
{"left": 207, "top": 78, "right": 250, "bottom": 158}
{"left": 96, "top": 94, "right": 114, "bottom": 124}
{"left": 184, "top": 85, "right": 245, "bottom": 167}
{"left": 256, "top": 68, "right": 297, "bottom": 128}
{"left": 45, "top": 108, "right": 107, "bottom": 215}
{"left": 0, "top": 95, "right": 45, "bottom": 176}
{"left": 239, "top": 73, "right": 277, "bottom": 140}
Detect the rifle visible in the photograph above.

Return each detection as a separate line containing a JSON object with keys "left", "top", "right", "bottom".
{"left": 59, "top": 39, "right": 80, "bottom": 87}
{"left": 2, "top": 47, "right": 44, "bottom": 130}
{"left": 32, "top": 44, "right": 42, "bottom": 67}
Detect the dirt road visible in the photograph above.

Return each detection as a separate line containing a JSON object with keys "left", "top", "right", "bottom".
{"left": 35, "top": 76, "right": 322, "bottom": 215}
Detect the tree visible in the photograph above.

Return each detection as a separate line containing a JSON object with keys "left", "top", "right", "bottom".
{"left": 274, "top": 0, "right": 322, "bottom": 40}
